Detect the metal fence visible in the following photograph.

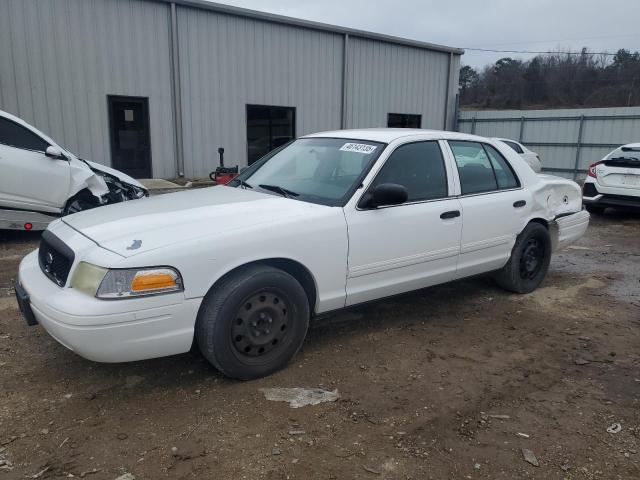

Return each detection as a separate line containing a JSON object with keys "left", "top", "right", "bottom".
{"left": 457, "top": 107, "right": 640, "bottom": 180}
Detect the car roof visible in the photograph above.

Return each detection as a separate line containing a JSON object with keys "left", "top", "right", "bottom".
{"left": 620, "top": 142, "right": 640, "bottom": 149}
{"left": 302, "top": 128, "right": 486, "bottom": 143}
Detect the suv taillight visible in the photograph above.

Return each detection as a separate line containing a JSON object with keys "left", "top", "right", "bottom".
{"left": 587, "top": 161, "right": 603, "bottom": 178}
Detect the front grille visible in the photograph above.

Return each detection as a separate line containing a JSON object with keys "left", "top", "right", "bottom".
{"left": 38, "top": 231, "right": 75, "bottom": 287}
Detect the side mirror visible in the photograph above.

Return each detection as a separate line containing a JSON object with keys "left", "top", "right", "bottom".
{"left": 360, "top": 183, "right": 408, "bottom": 209}
{"left": 45, "top": 146, "right": 65, "bottom": 160}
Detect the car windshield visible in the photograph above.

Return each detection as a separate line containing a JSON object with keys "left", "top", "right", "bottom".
{"left": 229, "top": 138, "right": 385, "bottom": 206}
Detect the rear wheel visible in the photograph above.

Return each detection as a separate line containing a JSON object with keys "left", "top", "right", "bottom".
{"left": 195, "top": 265, "right": 310, "bottom": 380}
{"left": 493, "top": 222, "right": 551, "bottom": 294}
{"left": 584, "top": 204, "right": 605, "bottom": 215}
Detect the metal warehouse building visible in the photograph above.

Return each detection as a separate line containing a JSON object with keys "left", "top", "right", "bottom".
{"left": 0, "top": 0, "right": 462, "bottom": 179}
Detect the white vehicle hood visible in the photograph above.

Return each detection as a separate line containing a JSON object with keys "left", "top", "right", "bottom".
{"left": 62, "top": 186, "right": 330, "bottom": 258}
{"left": 83, "top": 159, "right": 146, "bottom": 190}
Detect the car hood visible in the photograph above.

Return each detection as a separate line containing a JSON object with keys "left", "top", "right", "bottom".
{"left": 62, "top": 186, "right": 329, "bottom": 257}
{"left": 83, "top": 159, "right": 146, "bottom": 190}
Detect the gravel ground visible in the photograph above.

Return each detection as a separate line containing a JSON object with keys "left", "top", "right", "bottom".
{"left": 0, "top": 210, "right": 638, "bottom": 479}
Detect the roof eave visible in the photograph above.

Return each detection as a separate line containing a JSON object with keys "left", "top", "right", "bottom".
{"left": 154, "top": 0, "right": 464, "bottom": 55}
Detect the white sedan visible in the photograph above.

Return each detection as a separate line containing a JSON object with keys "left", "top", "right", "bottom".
{"left": 16, "top": 129, "right": 589, "bottom": 379}
{"left": 492, "top": 138, "right": 542, "bottom": 173}
{"left": 0, "top": 109, "right": 148, "bottom": 231}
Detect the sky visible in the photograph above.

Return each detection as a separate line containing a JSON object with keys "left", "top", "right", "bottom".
{"left": 210, "top": 0, "right": 640, "bottom": 70}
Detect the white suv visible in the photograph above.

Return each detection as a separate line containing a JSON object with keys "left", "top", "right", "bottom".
{"left": 583, "top": 143, "right": 640, "bottom": 214}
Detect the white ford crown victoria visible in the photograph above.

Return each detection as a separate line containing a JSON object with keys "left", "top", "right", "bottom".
{"left": 16, "top": 129, "right": 589, "bottom": 379}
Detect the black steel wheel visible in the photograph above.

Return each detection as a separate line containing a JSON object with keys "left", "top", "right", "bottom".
{"left": 493, "top": 222, "right": 552, "bottom": 294}
{"left": 230, "top": 291, "right": 292, "bottom": 360}
{"left": 519, "top": 237, "right": 544, "bottom": 280}
{"left": 195, "top": 265, "right": 310, "bottom": 380}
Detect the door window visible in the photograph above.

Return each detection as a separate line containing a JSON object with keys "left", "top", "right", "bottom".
{"left": 0, "top": 117, "right": 49, "bottom": 152}
{"left": 449, "top": 141, "right": 520, "bottom": 195}
{"left": 247, "top": 105, "right": 295, "bottom": 165}
{"left": 369, "top": 141, "right": 448, "bottom": 202}
{"left": 387, "top": 113, "right": 422, "bottom": 129}
{"left": 484, "top": 144, "right": 519, "bottom": 189}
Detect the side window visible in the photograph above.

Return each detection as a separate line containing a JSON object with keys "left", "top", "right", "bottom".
{"left": 485, "top": 144, "right": 520, "bottom": 189}
{"left": 449, "top": 141, "right": 498, "bottom": 195}
{"left": 0, "top": 117, "right": 49, "bottom": 152}
{"left": 369, "top": 141, "right": 447, "bottom": 202}
{"left": 504, "top": 141, "right": 524, "bottom": 154}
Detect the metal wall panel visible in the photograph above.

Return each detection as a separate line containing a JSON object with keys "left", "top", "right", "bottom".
{"left": 345, "top": 37, "right": 451, "bottom": 130}
{"left": 176, "top": 6, "right": 344, "bottom": 176}
{"left": 458, "top": 107, "right": 640, "bottom": 179}
{"left": 0, "top": 0, "right": 176, "bottom": 178}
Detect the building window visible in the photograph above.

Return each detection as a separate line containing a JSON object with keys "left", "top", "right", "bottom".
{"left": 247, "top": 105, "right": 295, "bottom": 165}
{"left": 387, "top": 113, "right": 422, "bottom": 129}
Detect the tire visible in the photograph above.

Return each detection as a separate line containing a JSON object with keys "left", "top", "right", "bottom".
{"left": 195, "top": 264, "right": 310, "bottom": 380}
{"left": 493, "top": 222, "right": 552, "bottom": 294}
{"left": 584, "top": 204, "right": 605, "bottom": 215}
{"left": 63, "top": 192, "right": 99, "bottom": 215}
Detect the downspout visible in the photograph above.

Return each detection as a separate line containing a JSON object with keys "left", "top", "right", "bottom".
{"left": 341, "top": 33, "right": 349, "bottom": 130}
{"left": 169, "top": 2, "right": 185, "bottom": 177}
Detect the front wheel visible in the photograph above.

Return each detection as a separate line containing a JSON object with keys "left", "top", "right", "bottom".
{"left": 63, "top": 192, "right": 99, "bottom": 215}
{"left": 493, "top": 222, "right": 552, "bottom": 294}
{"left": 195, "top": 265, "right": 310, "bottom": 380}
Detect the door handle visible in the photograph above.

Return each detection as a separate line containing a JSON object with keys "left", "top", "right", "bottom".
{"left": 513, "top": 200, "right": 527, "bottom": 208}
{"left": 440, "top": 210, "right": 461, "bottom": 219}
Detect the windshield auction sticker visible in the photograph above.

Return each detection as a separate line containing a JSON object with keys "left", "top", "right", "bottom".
{"left": 339, "top": 143, "right": 377, "bottom": 154}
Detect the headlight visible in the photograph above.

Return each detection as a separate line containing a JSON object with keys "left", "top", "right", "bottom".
{"left": 70, "top": 262, "right": 108, "bottom": 297}
{"left": 71, "top": 263, "right": 183, "bottom": 299}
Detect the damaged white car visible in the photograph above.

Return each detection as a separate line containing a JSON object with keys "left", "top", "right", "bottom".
{"left": 16, "top": 129, "right": 589, "bottom": 380}
{"left": 0, "top": 109, "right": 148, "bottom": 231}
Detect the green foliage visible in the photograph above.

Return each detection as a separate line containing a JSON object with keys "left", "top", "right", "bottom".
{"left": 460, "top": 48, "right": 640, "bottom": 109}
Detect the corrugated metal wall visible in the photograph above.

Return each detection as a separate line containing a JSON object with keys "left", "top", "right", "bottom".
{"left": 0, "top": 0, "right": 461, "bottom": 178}
{"left": 458, "top": 107, "right": 640, "bottom": 179}
{"left": 176, "top": 7, "right": 344, "bottom": 177}
{"left": 345, "top": 37, "right": 451, "bottom": 130}
{"left": 0, "top": 0, "right": 177, "bottom": 178}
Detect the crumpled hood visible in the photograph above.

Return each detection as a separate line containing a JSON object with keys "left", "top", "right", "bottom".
{"left": 62, "top": 186, "right": 328, "bottom": 257}
{"left": 84, "top": 159, "right": 146, "bottom": 190}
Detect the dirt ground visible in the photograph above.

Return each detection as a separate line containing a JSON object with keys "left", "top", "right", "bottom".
{"left": 0, "top": 212, "right": 639, "bottom": 479}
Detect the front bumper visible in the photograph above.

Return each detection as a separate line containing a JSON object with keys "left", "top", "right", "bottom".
{"left": 17, "top": 251, "right": 201, "bottom": 363}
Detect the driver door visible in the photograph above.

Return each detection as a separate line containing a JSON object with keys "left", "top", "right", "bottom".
{"left": 0, "top": 116, "right": 71, "bottom": 211}
{"left": 343, "top": 140, "right": 462, "bottom": 306}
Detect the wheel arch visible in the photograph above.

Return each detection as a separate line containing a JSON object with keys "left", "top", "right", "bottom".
{"left": 526, "top": 217, "right": 559, "bottom": 251}
{"left": 205, "top": 258, "right": 318, "bottom": 314}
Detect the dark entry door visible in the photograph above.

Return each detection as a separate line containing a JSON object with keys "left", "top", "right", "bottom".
{"left": 108, "top": 96, "right": 152, "bottom": 178}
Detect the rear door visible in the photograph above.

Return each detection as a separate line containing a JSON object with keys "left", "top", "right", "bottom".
{"left": 0, "top": 116, "right": 71, "bottom": 211}
{"left": 344, "top": 140, "right": 462, "bottom": 306}
{"left": 446, "top": 140, "right": 530, "bottom": 278}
